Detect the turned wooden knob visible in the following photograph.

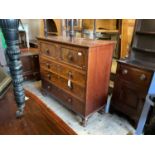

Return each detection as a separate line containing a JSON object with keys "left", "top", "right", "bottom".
{"left": 68, "top": 71, "right": 72, "bottom": 78}
{"left": 46, "top": 63, "right": 50, "bottom": 69}
{"left": 122, "top": 69, "right": 128, "bottom": 75}
{"left": 47, "top": 86, "right": 50, "bottom": 89}
{"left": 68, "top": 53, "right": 73, "bottom": 61}
{"left": 67, "top": 98, "right": 72, "bottom": 103}
{"left": 140, "top": 74, "right": 146, "bottom": 81}
{"left": 47, "top": 74, "right": 51, "bottom": 79}
{"left": 46, "top": 49, "right": 50, "bottom": 54}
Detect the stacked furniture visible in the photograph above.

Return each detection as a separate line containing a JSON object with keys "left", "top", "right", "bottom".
{"left": 111, "top": 20, "right": 155, "bottom": 126}
{"left": 38, "top": 36, "right": 114, "bottom": 126}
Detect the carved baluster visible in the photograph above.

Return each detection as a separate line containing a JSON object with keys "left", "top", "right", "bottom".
{"left": 0, "top": 19, "right": 25, "bottom": 117}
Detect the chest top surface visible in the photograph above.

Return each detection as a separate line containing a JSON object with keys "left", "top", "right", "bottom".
{"left": 37, "top": 36, "right": 115, "bottom": 48}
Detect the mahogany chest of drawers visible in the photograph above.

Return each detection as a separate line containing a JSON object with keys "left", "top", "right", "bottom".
{"left": 38, "top": 36, "right": 114, "bottom": 126}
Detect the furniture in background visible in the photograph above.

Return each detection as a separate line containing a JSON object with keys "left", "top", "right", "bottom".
{"left": 18, "top": 22, "right": 30, "bottom": 48}
{"left": 38, "top": 36, "right": 114, "bottom": 126}
{"left": 110, "top": 19, "right": 155, "bottom": 127}
{"left": 20, "top": 48, "right": 40, "bottom": 81}
{"left": 0, "top": 19, "right": 25, "bottom": 117}
{"left": 0, "top": 67, "right": 12, "bottom": 99}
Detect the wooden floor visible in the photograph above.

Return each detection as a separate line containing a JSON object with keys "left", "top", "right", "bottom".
{"left": 0, "top": 87, "right": 76, "bottom": 135}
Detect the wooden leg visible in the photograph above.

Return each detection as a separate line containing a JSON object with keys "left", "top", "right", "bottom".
{"left": 81, "top": 117, "right": 88, "bottom": 127}
{"left": 41, "top": 89, "right": 47, "bottom": 96}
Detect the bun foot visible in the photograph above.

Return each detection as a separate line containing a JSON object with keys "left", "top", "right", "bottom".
{"left": 41, "top": 89, "right": 47, "bottom": 96}
{"left": 81, "top": 118, "right": 88, "bottom": 127}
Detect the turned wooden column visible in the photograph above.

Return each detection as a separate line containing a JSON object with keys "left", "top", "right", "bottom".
{"left": 0, "top": 19, "right": 25, "bottom": 117}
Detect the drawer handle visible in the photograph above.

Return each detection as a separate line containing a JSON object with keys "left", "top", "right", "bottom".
{"left": 46, "top": 63, "right": 50, "bottom": 69}
{"left": 122, "top": 69, "right": 128, "bottom": 75}
{"left": 46, "top": 49, "right": 50, "bottom": 54}
{"left": 140, "top": 74, "right": 146, "bottom": 81}
{"left": 47, "top": 85, "right": 51, "bottom": 89}
{"left": 68, "top": 71, "right": 72, "bottom": 78}
{"left": 67, "top": 98, "right": 72, "bottom": 103}
{"left": 68, "top": 53, "right": 73, "bottom": 61}
{"left": 47, "top": 74, "right": 51, "bottom": 79}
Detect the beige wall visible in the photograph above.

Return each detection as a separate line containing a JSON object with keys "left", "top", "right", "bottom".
{"left": 21, "top": 19, "right": 41, "bottom": 40}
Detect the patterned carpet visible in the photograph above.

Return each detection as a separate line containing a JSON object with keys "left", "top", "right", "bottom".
{"left": 24, "top": 81, "right": 135, "bottom": 135}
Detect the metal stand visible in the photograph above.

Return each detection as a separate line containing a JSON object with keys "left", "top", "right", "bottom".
{"left": 0, "top": 19, "right": 25, "bottom": 118}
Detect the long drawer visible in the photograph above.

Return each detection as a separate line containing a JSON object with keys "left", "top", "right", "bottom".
{"left": 40, "top": 68, "right": 85, "bottom": 101}
{"left": 42, "top": 79, "right": 85, "bottom": 115}
{"left": 39, "top": 56, "right": 86, "bottom": 86}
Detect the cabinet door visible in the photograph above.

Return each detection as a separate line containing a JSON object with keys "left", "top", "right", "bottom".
{"left": 32, "top": 54, "right": 40, "bottom": 72}
{"left": 21, "top": 56, "right": 33, "bottom": 74}
{"left": 111, "top": 79, "right": 145, "bottom": 122}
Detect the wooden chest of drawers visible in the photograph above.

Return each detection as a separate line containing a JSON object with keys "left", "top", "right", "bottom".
{"left": 38, "top": 36, "right": 114, "bottom": 126}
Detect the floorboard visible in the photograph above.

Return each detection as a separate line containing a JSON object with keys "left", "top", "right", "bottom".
{"left": 0, "top": 87, "right": 76, "bottom": 135}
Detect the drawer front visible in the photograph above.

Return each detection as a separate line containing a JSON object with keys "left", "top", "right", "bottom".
{"left": 40, "top": 57, "right": 86, "bottom": 86}
{"left": 40, "top": 42, "right": 59, "bottom": 59}
{"left": 40, "top": 69, "right": 85, "bottom": 101}
{"left": 118, "top": 64, "right": 152, "bottom": 87}
{"left": 42, "top": 80, "right": 85, "bottom": 115}
{"left": 60, "top": 45, "right": 87, "bottom": 69}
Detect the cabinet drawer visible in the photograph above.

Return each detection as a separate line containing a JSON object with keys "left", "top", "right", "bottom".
{"left": 119, "top": 64, "right": 152, "bottom": 87}
{"left": 39, "top": 42, "right": 59, "bottom": 59}
{"left": 42, "top": 80, "right": 84, "bottom": 115}
{"left": 40, "top": 56, "right": 86, "bottom": 86}
{"left": 60, "top": 45, "right": 87, "bottom": 69}
{"left": 40, "top": 69, "right": 85, "bottom": 101}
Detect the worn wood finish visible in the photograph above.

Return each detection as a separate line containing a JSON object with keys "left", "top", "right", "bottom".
{"left": 40, "top": 68, "right": 85, "bottom": 101}
{"left": 20, "top": 48, "right": 40, "bottom": 81}
{"left": 42, "top": 80, "right": 84, "bottom": 116}
{"left": 38, "top": 36, "right": 115, "bottom": 126}
{"left": 86, "top": 45, "right": 114, "bottom": 115}
{"left": 40, "top": 56, "right": 86, "bottom": 86}
{"left": 111, "top": 61, "right": 153, "bottom": 124}
{"left": 0, "top": 87, "right": 76, "bottom": 135}
{"left": 120, "top": 19, "right": 135, "bottom": 58}
{"left": 111, "top": 20, "right": 155, "bottom": 126}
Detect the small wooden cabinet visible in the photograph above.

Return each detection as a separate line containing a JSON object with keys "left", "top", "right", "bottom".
{"left": 111, "top": 61, "right": 153, "bottom": 124}
{"left": 111, "top": 20, "right": 155, "bottom": 126}
{"left": 20, "top": 48, "right": 40, "bottom": 81}
{"left": 38, "top": 36, "right": 114, "bottom": 126}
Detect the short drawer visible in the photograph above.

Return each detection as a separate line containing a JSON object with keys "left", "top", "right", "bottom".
{"left": 60, "top": 45, "right": 87, "bottom": 69}
{"left": 42, "top": 80, "right": 85, "bottom": 115}
{"left": 118, "top": 64, "right": 153, "bottom": 87}
{"left": 40, "top": 69, "right": 85, "bottom": 101}
{"left": 39, "top": 41, "right": 59, "bottom": 59}
{"left": 40, "top": 56, "right": 86, "bottom": 86}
